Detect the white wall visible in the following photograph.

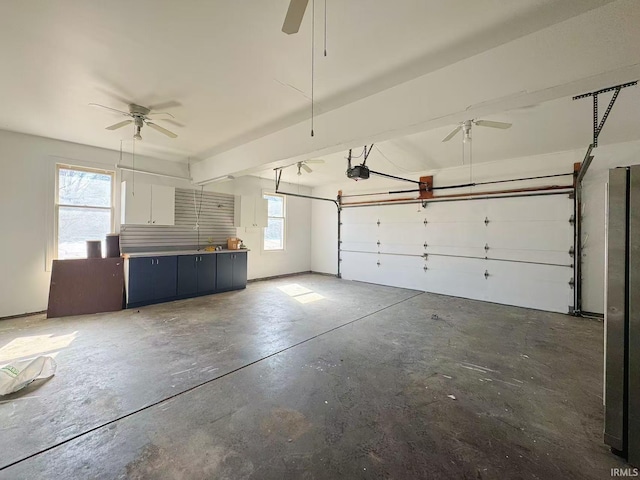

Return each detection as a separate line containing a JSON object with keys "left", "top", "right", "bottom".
{"left": 0, "top": 130, "right": 312, "bottom": 318}
{"left": 311, "top": 140, "right": 640, "bottom": 315}
{"left": 209, "top": 176, "right": 312, "bottom": 281}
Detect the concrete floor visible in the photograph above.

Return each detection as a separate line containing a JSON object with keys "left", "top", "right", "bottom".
{"left": 0, "top": 273, "right": 625, "bottom": 479}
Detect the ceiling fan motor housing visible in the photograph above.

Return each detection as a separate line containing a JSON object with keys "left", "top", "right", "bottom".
{"left": 129, "top": 104, "right": 150, "bottom": 116}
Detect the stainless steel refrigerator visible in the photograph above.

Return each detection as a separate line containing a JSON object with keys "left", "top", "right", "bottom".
{"left": 605, "top": 166, "right": 640, "bottom": 466}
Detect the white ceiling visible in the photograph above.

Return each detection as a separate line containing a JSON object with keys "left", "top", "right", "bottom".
{"left": 0, "top": 0, "right": 614, "bottom": 162}
{"left": 259, "top": 88, "right": 640, "bottom": 187}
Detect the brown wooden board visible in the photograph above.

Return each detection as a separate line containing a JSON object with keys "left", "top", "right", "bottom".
{"left": 47, "top": 258, "right": 124, "bottom": 319}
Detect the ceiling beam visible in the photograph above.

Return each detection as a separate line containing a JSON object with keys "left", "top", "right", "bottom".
{"left": 191, "top": 0, "right": 640, "bottom": 183}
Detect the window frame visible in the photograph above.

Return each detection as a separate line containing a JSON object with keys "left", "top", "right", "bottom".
{"left": 54, "top": 163, "right": 115, "bottom": 260}
{"left": 262, "top": 192, "right": 286, "bottom": 252}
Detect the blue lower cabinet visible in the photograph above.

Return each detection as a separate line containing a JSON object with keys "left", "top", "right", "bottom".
{"left": 127, "top": 256, "right": 177, "bottom": 307}
{"left": 177, "top": 255, "right": 198, "bottom": 297}
{"left": 127, "top": 251, "right": 246, "bottom": 308}
{"left": 216, "top": 252, "right": 247, "bottom": 291}
{"left": 232, "top": 252, "right": 248, "bottom": 289}
{"left": 216, "top": 253, "right": 234, "bottom": 291}
{"left": 197, "top": 255, "right": 217, "bottom": 294}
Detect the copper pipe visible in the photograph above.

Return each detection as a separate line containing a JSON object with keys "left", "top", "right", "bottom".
{"left": 341, "top": 184, "right": 573, "bottom": 207}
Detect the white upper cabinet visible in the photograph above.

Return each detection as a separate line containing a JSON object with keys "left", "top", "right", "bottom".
{"left": 234, "top": 196, "right": 268, "bottom": 228}
{"left": 150, "top": 185, "right": 176, "bottom": 226}
{"left": 121, "top": 181, "right": 175, "bottom": 226}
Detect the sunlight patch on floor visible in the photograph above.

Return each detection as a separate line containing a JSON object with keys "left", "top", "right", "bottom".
{"left": 277, "top": 284, "right": 325, "bottom": 304}
{"left": 0, "top": 332, "right": 77, "bottom": 363}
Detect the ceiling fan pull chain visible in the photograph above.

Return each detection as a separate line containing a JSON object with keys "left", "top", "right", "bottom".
{"left": 310, "top": 0, "right": 315, "bottom": 137}
{"left": 324, "top": 0, "right": 327, "bottom": 57}
{"left": 132, "top": 133, "right": 136, "bottom": 196}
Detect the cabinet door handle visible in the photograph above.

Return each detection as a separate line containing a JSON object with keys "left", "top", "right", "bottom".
{"left": 151, "top": 259, "right": 153, "bottom": 265}
{"left": 152, "top": 220, "right": 156, "bottom": 224}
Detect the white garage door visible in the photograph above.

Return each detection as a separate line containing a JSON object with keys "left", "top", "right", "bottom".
{"left": 340, "top": 193, "right": 574, "bottom": 313}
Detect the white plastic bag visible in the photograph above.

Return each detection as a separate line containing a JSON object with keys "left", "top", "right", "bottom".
{"left": 0, "top": 356, "right": 57, "bottom": 395}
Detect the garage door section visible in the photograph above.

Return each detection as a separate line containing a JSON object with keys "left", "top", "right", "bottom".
{"left": 340, "top": 193, "right": 574, "bottom": 313}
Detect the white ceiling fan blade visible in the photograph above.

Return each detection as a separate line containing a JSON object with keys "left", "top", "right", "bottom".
{"left": 442, "top": 125, "right": 462, "bottom": 142}
{"left": 474, "top": 120, "right": 512, "bottom": 129}
{"left": 301, "top": 164, "right": 312, "bottom": 173}
{"left": 147, "top": 111, "right": 176, "bottom": 119}
{"left": 89, "top": 103, "right": 130, "bottom": 116}
{"left": 105, "top": 119, "right": 133, "bottom": 130}
{"left": 148, "top": 100, "right": 181, "bottom": 111}
{"left": 305, "top": 159, "right": 325, "bottom": 164}
{"left": 146, "top": 121, "right": 178, "bottom": 138}
{"left": 282, "top": 0, "right": 309, "bottom": 34}
{"left": 159, "top": 118, "right": 185, "bottom": 128}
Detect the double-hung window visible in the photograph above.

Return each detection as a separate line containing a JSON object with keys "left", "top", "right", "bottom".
{"left": 55, "top": 165, "right": 114, "bottom": 259}
{"left": 263, "top": 193, "right": 285, "bottom": 251}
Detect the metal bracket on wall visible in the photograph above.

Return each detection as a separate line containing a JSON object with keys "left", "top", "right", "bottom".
{"left": 376, "top": 240, "right": 381, "bottom": 247}
{"left": 423, "top": 265, "right": 428, "bottom": 271}
{"left": 569, "top": 277, "right": 575, "bottom": 289}
{"left": 573, "top": 81, "right": 637, "bottom": 147}
{"left": 421, "top": 200, "right": 428, "bottom": 209}
{"left": 484, "top": 243, "right": 490, "bottom": 253}
{"left": 423, "top": 242, "right": 428, "bottom": 249}
{"left": 484, "top": 270, "right": 490, "bottom": 279}
{"left": 569, "top": 246, "right": 575, "bottom": 258}
{"left": 569, "top": 214, "right": 575, "bottom": 226}
{"left": 423, "top": 253, "right": 428, "bottom": 259}
{"left": 423, "top": 219, "right": 428, "bottom": 226}
{"left": 484, "top": 217, "right": 490, "bottom": 226}
{"left": 376, "top": 260, "right": 381, "bottom": 267}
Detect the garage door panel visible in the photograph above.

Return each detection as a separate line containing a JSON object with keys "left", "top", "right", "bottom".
{"left": 487, "top": 195, "right": 573, "bottom": 222}
{"left": 340, "top": 241, "right": 378, "bottom": 253}
{"left": 380, "top": 255, "right": 426, "bottom": 291}
{"left": 342, "top": 206, "right": 380, "bottom": 224}
{"left": 487, "top": 248, "right": 572, "bottom": 265}
{"left": 487, "top": 221, "right": 572, "bottom": 252}
{"left": 379, "top": 243, "right": 424, "bottom": 255}
{"left": 378, "top": 222, "right": 425, "bottom": 255}
{"left": 426, "top": 246, "right": 486, "bottom": 258}
{"left": 425, "top": 222, "right": 487, "bottom": 248}
{"left": 425, "top": 200, "right": 487, "bottom": 222}
{"left": 341, "top": 223, "right": 378, "bottom": 242}
{"left": 421, "top": 256, "right": 488, "bottom": 301}
{"left": 341, "top": 251, "right": 385, "bottom": 284}
{"left": 378, "top": 204, "right": 426, "bottom": 223}
{"left": 378, "top": 222, "right": 425, "bottom": 243}
{"left": 485, "top": 261, "right": 573, "bottom": 313}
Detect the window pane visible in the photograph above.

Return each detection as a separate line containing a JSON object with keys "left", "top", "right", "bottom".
{"left": 264, "top": 217, "right": 284, "bottom": 250}
{"left": 58, "top": 207, "right": 111, "bottom": 259}
{"left": 265, "top": 195, "right": 283, "bottom": 217}
{"left": 59, "top": 168, "right": 112, "bottom": 207}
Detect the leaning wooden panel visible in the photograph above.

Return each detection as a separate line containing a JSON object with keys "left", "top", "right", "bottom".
{"left": 47, "top": 258, "right": 124, "bottom": 318}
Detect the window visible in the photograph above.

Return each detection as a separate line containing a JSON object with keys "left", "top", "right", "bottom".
{"left": 55, "top": 165, "right": 114, "bottom": 259}
{"left": 263, "top": 193, "right": 285, "bottom": 251}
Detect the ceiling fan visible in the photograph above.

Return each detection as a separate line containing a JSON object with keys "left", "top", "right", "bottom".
{"left": 282, "top": 0, "right": 309, "bottom": 34}
{"left": 89, "top": 102, "right": 179, "bottom": 140}
{"left": 296, "top": 159, "right": 324, "bottom": 175}
{"left": 442, "top": 119, "right": 512, "bottom": 143}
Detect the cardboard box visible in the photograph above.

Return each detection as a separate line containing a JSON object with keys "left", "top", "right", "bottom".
{"left": 227, "top": 237, "right": 240, "bottom": 250}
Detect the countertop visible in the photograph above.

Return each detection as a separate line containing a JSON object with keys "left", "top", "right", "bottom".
{"left": 122, "top": 249, "right": 249, "bottom": 259}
